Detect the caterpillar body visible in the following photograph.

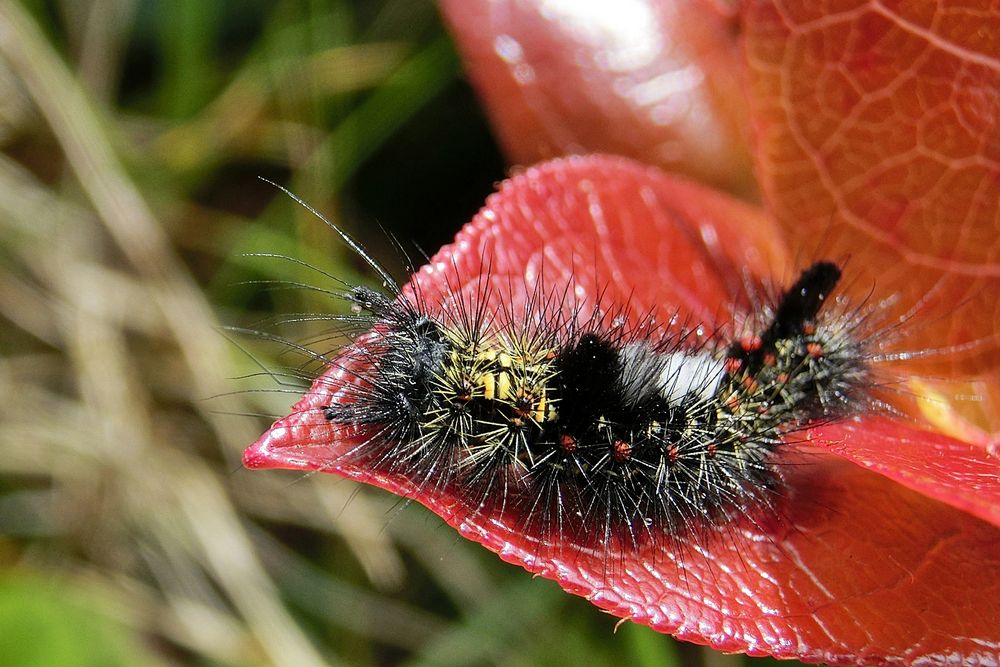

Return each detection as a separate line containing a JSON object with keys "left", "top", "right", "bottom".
{"left": 304, "top": 245, "right": 873, "bottom": 552}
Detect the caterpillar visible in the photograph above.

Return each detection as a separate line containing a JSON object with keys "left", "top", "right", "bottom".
{"left": 243, "top": 184, "right": 882, "bottom": 560}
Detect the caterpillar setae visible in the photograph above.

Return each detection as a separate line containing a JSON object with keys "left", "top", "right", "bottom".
{"left": 323, "top": 261, "right": 871, "bottom": 550}
{"left": 243, "top": 182, "right": 888, "bottom": 560}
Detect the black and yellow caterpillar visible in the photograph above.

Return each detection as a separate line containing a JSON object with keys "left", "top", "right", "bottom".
{"left": 320, "top": 261, "right": 871, "bottom": 548}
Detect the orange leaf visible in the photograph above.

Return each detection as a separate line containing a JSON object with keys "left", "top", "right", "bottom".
{"left": 744, "top": 0, "right": 1000, "bottom": 425}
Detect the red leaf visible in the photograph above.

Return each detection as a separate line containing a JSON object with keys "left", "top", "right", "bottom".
{"left": 439, "top": 0, "right": 755, "bottom": 195}
{"left": 809, "top": 417, "right": 1000, "bottom": 528}
{"left": 743, "top": 0, "right": 1000, "bottom": 424}
{"left": 245, "top": 155, "right": 1000, "bottom": 664}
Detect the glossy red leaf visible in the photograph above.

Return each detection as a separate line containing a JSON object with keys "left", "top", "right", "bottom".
{"left": 439, "top": 0, "right": 755, "bottom": 195}
{"left": 809, "top": 417, "right": 1000, "bottom": 528}
{"left": 245, "top": 155, "right": 1000, "bottom": 664}
{"left": 743, "top": 0, "right": 1000, "bottom": 424}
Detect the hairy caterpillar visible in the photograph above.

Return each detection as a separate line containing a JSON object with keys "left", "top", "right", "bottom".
{"left": 242, "top": 183, "right": 883, "bottom": 561}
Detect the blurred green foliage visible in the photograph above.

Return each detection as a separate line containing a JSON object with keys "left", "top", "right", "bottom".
{"left": 0, "top": 577, "right": 163, "bottom": 667}
{"left": 0, "top": 1, "right": 799, "bottom": 665}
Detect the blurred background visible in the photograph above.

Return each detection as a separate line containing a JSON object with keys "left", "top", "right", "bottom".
{"left": 0, "top": 1, "right": 783, "bottom": 665}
